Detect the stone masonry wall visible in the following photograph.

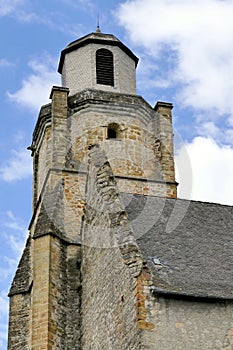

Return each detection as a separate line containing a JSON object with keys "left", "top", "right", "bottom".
{"left": 29, "top": 168, "right": 83, "bottom": 349}
{"left": 30, "top": 234, "right": 55, "bottom": 349}
{"left": 153, "top": 102, "right": 176, "bottom": 184}
{"left": 8, "top": 293, "right": 31, "bottom": 350}
{"left": 62, "top": 43, "right": 136, "bottom": 96}
{"left": 36, "top": 127, "right": 51, "bottom": 200}
{"left": 81, "top": 145, "right": 143, "bottom": 350}
{"left": 140, "top": 295, "right": 233, "bottom": 350}
{"left": 31, "top": 103, "right": 51, "bottom": 207}
{"left": 65, "top": 245, "right": 82, "bottom": 349}
{"left": 8, "top": 237, "right": 32, "bottom": 350}
{"left": 30, "top": 229, "right": 82, "bottom": 349}
{"left": 67, "top": 90, "right": 177, "bottom": 198}
{"left": 81, "top": 240, "right": 140, "bottom": 350}
{"left": 31, "top": 89, "right": 177, "bottom": 217}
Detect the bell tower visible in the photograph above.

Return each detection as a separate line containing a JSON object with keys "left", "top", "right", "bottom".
{"left": 58, "top": 30, "right": 138, "bottom": 95}
{"left": 8, "top": 29, "right": 177, "bottom": 350}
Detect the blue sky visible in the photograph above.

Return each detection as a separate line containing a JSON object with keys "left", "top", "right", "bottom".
{"left": 1, "top": 0, "right": 233, "bottom": 347}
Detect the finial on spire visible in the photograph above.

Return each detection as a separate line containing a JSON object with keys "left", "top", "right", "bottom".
{"left": 96, "top": 13, "right": 101, "bottom": 33}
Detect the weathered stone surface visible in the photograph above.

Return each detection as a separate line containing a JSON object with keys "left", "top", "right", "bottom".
{"left": 9, "top": 30, "right": 233, "bottom": 350}
{"left": 8, "top": 237, "right": 32, "bottom": 349}
{"left": 8, "top": 293, "right": 31, "bottom": 350}
{"left": 140, "top": 297, "right": 233, "bottom": 350}
{"left": 81, "top": 145, "right": 143, "bottom": 349}
{"left": 9, "top": 237, "right": 32, "bottom": 296}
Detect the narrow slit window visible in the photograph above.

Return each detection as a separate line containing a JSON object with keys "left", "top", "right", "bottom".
{"left": 107, "top": 123, "right": 120, "bottom": 139}
{"left": 108, "top": 128, "right": 117, "bottom": 139}
{"left": 96, "top": 48, "right": 114, "bottom": 86}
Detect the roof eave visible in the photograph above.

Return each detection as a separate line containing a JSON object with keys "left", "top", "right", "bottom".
{"left": 58, "top": 35, "right": 139, "bottom": 74}
{"left": 151, "top": 286, "right": 233, "bottom": 301}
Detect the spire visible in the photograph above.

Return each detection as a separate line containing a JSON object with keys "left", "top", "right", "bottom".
{"left": 96, "top": 13, "right": 101, "bottom": 33}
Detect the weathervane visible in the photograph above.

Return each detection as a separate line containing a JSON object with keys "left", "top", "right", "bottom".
{"left": 96, "top": 13, "right": 101, "bottom": 33}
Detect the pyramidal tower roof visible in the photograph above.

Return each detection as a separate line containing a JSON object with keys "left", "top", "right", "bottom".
{"left": 58, "top": 31, "right": 139, "bottom": 74}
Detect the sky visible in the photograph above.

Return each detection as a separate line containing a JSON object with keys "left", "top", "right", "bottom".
{"left": 1, "top": 0, "right": 233, "bottom": 347}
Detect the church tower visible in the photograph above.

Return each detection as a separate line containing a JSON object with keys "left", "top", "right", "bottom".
{"left": 8, "top": 29, "right": 177, "bottom": 349}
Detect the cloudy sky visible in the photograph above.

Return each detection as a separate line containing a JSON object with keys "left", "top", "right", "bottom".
{"left": 1, "top": 0, "right": 233, "bottom": 347}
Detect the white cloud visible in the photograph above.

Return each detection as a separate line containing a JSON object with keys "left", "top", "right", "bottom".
{"left": 0, "top": 0, "right": 25, "bottom": 16}
{"left": 7, "top": 56, "right": 60, "bottom": 111}
{"left": 0, "top": 0, "right": 51, "bottom": 26}
{"left": 60, "top": 0, "right": 95, "bottom": 9}
{"left": 0, "top": 58, "right": 13, "bottom": 68}
{"left": 0, "top": 148, "right": 32, "bottom": 182}
{"left": 0, "top": 211, "right": 28, "bottom": 277}
{"left": 5, "top": 211, "right": 28, "bottom": 256}
{"left": 0, "top": 257, "right": 17, "bottom": 281}
{"left": 117, "top": 0, "right": 233, "bottom": 120}
{"left": 175, "top": 136, "right": 233, "bottom": 205}
{"left": 16, "top": 10, "right": 44, "bottom": 23}
{"left": 196, "top": 121, "right": 233, "bottom": 144}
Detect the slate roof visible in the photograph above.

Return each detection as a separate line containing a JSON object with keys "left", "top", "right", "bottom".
{"left": 121, "top": 194, "right": 233, "bottom": 300}
{"left": 58, "top": 31, "right": 139, "bottom": 73}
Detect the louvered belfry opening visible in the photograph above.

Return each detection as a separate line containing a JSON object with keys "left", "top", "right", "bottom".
{"left": 96, "top": 48, "right": 114, "bottom": 86}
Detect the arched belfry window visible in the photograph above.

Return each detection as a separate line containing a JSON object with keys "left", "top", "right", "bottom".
{"left": 96, "top": 48, "right": 114, "bottom": 86}
{"left": 107, "top": 123, "right": 120, "bottom": 139}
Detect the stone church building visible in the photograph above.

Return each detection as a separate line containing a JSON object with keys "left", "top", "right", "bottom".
{"left": 7, "top": 29, "right": 233, "bottom": 349}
